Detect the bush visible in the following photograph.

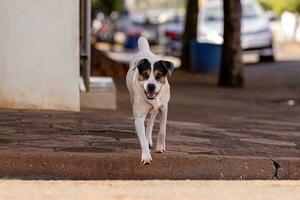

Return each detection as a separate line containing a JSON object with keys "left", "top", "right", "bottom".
{"left": 257, "top": 0, "right": 300, "bottom": 15}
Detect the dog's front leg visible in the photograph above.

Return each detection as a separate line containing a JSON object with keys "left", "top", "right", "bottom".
{"left": 146, "top": 110, "right": 158, "bottom": 149}
{"left": 156, "top": 105, "right": 168, "bottom": 153}
{"left": 134, "top": 108, "right": 152, "bottom": 164}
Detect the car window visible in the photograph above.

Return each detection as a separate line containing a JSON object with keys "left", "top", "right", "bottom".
{"left": 204, "top": 7, "right": 223, "bottom": 22}
{"left": 204, "top": 4, "right": 262, "bottom": 22}
{"left": 243, "top": 5, "right": 260, "bottom": 19}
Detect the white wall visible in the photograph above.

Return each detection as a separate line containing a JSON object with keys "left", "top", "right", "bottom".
{"left": 0, "top": 0, "right": 80, "bottom": 111}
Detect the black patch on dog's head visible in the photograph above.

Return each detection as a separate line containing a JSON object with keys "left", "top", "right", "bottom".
{"left": 154, "top": 60, "right": 174, "bottom": 77}
{"left": 153, "top": 60, "right": 174, "bottom": 84}
{"left": 137, "top": 59, "right": 151, "bottom": 81}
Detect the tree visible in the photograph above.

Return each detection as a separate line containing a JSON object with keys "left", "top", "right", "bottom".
{"left": 180, "top": 0, "right": 198, "bottom": 70}
{"left": 218, "top": 0, "right": 243, "bottom": 87}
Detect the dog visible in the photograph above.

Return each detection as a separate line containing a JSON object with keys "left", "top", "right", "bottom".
{"left": 126, "top": 37, "right": 174, "bottom": 164}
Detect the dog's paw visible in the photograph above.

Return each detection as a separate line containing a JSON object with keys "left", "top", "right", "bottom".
{"left": 155, "top": 143, "right": 166, "bottom": 153}
{"left": 141, "top": 152, "right": 152, "bottom": 165}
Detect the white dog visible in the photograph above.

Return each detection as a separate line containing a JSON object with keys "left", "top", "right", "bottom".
{"left": 126, "top": 37, "right": 174, "bottom": 164}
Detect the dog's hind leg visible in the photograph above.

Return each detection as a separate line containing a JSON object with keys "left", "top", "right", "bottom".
{"left": 156, "top": 106, "right": 167, "bottom": 153}
{"left": 146, "top": 110, "right": 158, "bottom": 148}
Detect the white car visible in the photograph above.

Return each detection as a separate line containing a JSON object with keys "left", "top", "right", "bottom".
{"left": 164, "top": 0, "right": 275, "bottom": 62}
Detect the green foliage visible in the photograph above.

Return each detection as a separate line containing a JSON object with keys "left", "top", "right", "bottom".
{"left": 257, "top": 0, "right": 273, "bottom": 11}
{"left": 258, "top": 0, "right": 300, "bottom": 14}
{"left": 92, "top": 0, "right": 124, "bottom": 16}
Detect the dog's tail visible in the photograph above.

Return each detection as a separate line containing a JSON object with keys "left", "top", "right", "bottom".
{"left": 138, "top": 37, "right": 150, "bottom": 51}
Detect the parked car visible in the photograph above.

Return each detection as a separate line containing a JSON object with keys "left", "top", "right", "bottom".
{"left": 163, "top": 15, "right": 184, "bottom": 57}
{"left": 164, "top": 0, "right": 275, "bottom": 62}
{"left": 92, "top": 14, "right": 114, "bottom": 43}
{"left": 127, "top": 9, "right": 179, "bottom": 46}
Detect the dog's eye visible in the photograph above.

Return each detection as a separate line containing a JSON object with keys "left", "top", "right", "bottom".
{"left": 142, "top": 72, "right": 149, "bottom": 79}
{"left": 156, "top": 72, "right": 163, "bottom": 79}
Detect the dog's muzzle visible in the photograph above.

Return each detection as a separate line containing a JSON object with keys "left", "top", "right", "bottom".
{"left": 145, "top": 83, "right": 158, "bottom": 100}
{"left": 144, "top": 90, "right": 159, "bottom": 100}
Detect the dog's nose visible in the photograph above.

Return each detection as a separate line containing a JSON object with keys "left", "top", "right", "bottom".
{"left": 147, "top": 83, "right": 156, "bottom": 92}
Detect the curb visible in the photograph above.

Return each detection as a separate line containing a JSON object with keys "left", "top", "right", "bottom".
{"left": 0, "top": 151, "right": 299, "bottom": 180}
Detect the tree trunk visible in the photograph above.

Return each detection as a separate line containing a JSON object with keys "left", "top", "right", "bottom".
{"left": 180, "top": 0, "right": 198, "bottom": 70}
{"left": 218, "top": 0, "right": 244, "bottom": 87}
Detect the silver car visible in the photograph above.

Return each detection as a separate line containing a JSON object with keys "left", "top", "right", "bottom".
{"left": 164, "top": 0, "right": 275, "bottom": 62}
{"left": 199, "top": 0, "right": 274, "bottom": 61}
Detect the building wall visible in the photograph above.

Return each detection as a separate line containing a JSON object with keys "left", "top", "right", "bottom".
{"left": 0, "top": 0, "right": 80, "bottom": 111}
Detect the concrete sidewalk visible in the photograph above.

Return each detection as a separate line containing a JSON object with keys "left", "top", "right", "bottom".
{"left": 0, "top": 181, "right": 299, "bottom": 200}
{"left": 0, "top": 108, "right": 299, "bottom": 180}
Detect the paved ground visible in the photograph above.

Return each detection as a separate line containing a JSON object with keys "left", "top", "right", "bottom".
{"left": 1, "top": 38, "right": 300, "bottom": 180}
{"left": 0, "top": 97, "right": 299, "bottom": 179}
{"left": 0, "top": 180, "right": 299, "bottom": 200}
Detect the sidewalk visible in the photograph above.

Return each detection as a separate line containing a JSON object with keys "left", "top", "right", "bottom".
{"left": 0, "top": 108, "right": 299, "bottom": 180}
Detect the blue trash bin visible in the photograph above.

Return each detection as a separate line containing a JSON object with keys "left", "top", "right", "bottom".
{"left": 190, "top": 41, "right": 222, "bottom": 72}
{"left": 124, "top": 36, "right": 139, "bottom": 50}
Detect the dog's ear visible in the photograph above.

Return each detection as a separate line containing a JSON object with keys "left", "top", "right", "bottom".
{"left": 155, "top": 60, "right": 175, "bottom": 76}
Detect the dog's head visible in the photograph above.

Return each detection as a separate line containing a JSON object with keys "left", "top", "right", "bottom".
{"left": 133, "top": 37, "right": 174, "bottom": 100}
